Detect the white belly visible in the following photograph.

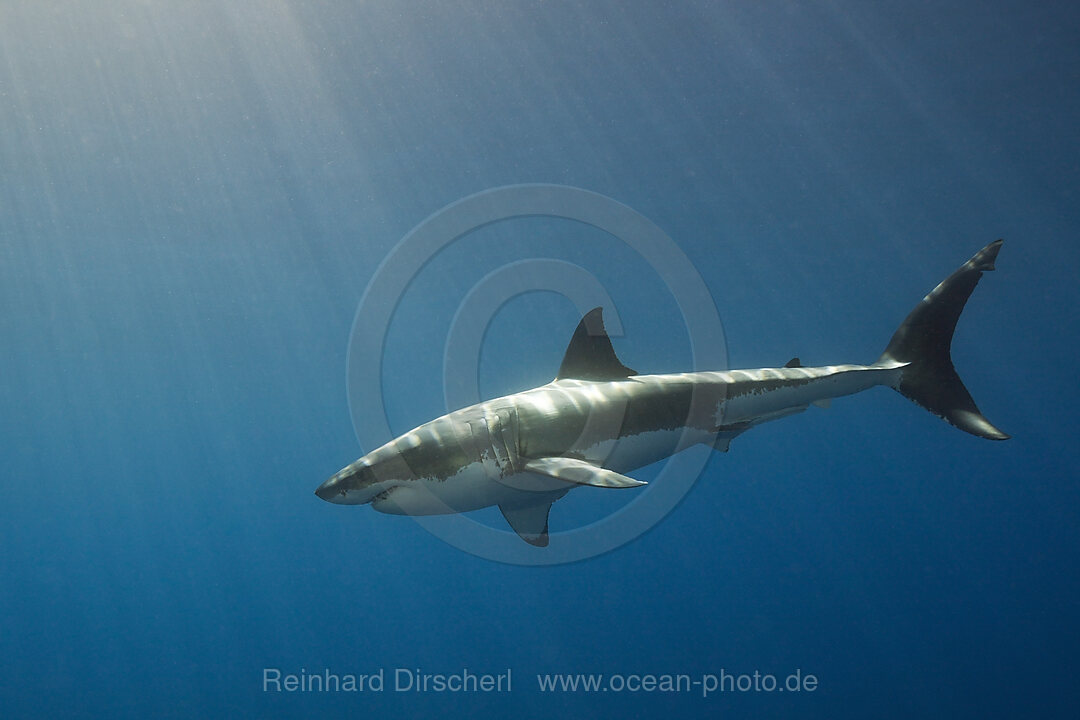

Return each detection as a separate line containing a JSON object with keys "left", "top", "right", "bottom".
{"left": 370, "top": 462, "right": 569, "bottom": 515}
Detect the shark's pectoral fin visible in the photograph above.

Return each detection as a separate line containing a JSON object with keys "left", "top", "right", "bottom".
{"left": 524, "top": 457, "right": 647, "bottom": 488}
{"left": 500, "top": 458, "right": 640, "bottom": 545}
{"left": 499, "top": 500, "right": 555, "bottom": 547}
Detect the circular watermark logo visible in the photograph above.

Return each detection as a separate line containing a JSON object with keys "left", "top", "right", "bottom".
{"left": 345, "top": 184, "right": 727, "bottom": 564}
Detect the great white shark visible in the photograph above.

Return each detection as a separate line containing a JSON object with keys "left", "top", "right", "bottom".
{"left": 317, "top": 241, "right": 1008, "bottom": 545}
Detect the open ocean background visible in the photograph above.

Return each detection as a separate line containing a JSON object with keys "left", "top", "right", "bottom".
{"left": 2, "top": 1, "right": 1078, "bottom": 718}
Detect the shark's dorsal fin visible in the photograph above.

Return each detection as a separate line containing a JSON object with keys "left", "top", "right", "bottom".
{"left": 556, "top": 307, "right": 636, "bottom": 381}
{"left": 499, "top": 500, "right": 556, "bottom": 547}
{"left": 785, "top": 357, "right": 802, "bottom": 368}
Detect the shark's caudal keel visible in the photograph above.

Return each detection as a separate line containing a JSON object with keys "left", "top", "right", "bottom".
{"left": 317, "top": 241, "right": 1008, "bottom": 546}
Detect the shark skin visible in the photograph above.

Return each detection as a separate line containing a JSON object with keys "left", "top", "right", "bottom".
{"left": 317, "top": 241, "right": 1008, "bottom": 546}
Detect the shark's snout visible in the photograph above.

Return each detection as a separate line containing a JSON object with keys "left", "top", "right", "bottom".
{"left": 314, "top": 475, "right": 345, "bottom": 503}
{"left": 315, "top": 462, "right": 386, "bottom": 505}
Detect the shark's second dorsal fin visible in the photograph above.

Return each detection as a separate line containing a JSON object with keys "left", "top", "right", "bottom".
{"left": 556, "top": 307, "right": 637, "bottom": 381}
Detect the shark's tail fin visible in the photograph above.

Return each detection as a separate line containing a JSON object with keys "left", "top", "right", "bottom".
{"left": 876, "top": 240, "right": 1009, "bottom": 440}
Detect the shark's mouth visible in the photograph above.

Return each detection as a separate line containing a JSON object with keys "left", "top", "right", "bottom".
{"left": 369, "top": 488, "right": 392, "bottom": 506}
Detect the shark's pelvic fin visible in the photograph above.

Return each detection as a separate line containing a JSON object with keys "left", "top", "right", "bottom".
{"left": 524, "top": 457, "right": 647, "bottom": 488}
{"left": 499, "top": 499, "right": 556, "bottom": 547}
{"left": 877, "top": 239, "right": 1008, "bottom": 440}
{"left": 713, "top": 421, "right": 752, "bottom": 452}
{"left": 556, "top": 307, "right": 637, "bottom": 381}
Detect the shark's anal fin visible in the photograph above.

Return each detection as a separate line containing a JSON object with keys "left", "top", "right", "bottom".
{"left": 499, "top": 500, "right": 555, "bottom": 547}
{"left": 524, "top": 457, "right": 647, "bottom": 488}
{"left": 556, "top": 307, "right": 637, "bottom": 381}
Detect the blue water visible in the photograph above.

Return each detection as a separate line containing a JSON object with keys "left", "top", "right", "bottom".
{"left": 3, "top": 1, "right": 1078, "bottom": 717}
